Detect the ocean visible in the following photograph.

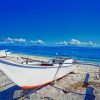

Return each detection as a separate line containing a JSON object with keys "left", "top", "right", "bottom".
{"left": 0, "top": 46, "right": 100, "bottom": 64}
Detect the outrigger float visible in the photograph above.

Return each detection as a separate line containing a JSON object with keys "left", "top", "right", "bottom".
{"left": 0, "top": 50, "right": 76, "bottom": 89}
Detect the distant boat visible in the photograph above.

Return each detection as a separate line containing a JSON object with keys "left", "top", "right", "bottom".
{"left": 0, "top": 51, "right": 76, "bottom": 89}
{"left": 0, "top": 50, "right": 11, "bottom": 57}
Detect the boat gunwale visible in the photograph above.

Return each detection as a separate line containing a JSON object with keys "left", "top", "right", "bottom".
{"left": 0, "top": 59, "right": 74, "bottom": 69}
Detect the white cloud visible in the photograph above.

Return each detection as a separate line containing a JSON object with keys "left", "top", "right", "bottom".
{"left": 55, "top": 39, "right": 96, "bottom": 47}
{"left": 30, "top": 39, "right": 45, "bottom": 44}
{"left": 12, "top": 38, "right": 26, "bottom": 43}
{"left": 56, "top": 41, "right": 68, "bottom": 45}
{"left": 68, "top": 39, "right": 96, "bottom": 46}
{"left": 88, "top": 41, "right": 96, "bottom": 46}
{"left": 0, "top": 37, "right": 97, "bottom": 47}
{"left": 0, "top": 37, "right": 26, "bottom": 45}
{"left": 0, "top": 38, "right": 45, "bottom": 45}
{"left": 69, "top": 39, "right": 81, "bottom": 45}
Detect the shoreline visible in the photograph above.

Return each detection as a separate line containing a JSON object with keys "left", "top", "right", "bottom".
{"left": 10, "top": 53, "right": 52, "bottom": 62}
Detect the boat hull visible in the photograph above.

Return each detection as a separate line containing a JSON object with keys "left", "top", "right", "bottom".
{"left": 0, "top": 60, "right": 75, "bottom": 89}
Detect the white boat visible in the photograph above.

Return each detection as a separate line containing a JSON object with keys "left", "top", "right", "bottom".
{"left": 0, "top": 50, "right": 11, "bottom": 57}
{"left": 0, "top": 54, "right": 76, "bottom": 89}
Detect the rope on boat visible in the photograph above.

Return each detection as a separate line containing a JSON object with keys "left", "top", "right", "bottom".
{"left": 52, "top": 62, "right": 62, "bottom": 84}
{"left": 50, "top": 85, "right": 85, "bottom": 95}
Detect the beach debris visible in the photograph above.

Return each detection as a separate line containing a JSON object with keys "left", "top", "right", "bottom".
{"left": 41, "top": 96, "right": 54, "bottom": 100}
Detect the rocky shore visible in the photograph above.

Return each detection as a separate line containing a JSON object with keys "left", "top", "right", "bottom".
{"left": 0, "top": 53, "right": 100, "bottom": 100}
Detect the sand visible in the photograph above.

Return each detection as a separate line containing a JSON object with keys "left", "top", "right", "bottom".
{"left": 0, "top": 53, "right": 100, "bottom": 100}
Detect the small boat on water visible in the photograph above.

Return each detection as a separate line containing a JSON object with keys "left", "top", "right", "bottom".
{"left": 0, "top": 51, "right": 76, "bottom": 89}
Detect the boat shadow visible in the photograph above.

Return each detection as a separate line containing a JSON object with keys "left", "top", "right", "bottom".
{"left": 0, "top": 85, "right": 35, "bottom": 100}
{"left": 0, "top": 83, "right": 49, "bottom": 100}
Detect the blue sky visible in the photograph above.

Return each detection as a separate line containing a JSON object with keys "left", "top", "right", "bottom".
{"left": 0, "top": 0, "right": 100, "bottom": 45}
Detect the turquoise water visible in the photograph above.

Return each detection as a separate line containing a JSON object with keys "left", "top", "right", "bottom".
{"left": 0, "top": 46, "right": 100, "bottom": 64}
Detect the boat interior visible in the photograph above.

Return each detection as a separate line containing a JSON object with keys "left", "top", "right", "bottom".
{"left": 1, "top": 56, "right": 72, "bottom": 67}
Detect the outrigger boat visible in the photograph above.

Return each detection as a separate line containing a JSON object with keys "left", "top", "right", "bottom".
{"left": 0, "top": 50, "right": 76, "bottom": 89}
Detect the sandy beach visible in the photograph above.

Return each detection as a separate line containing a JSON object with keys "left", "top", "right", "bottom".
{"left": 0, "top": 53, "right": 100, "bottom": 100}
